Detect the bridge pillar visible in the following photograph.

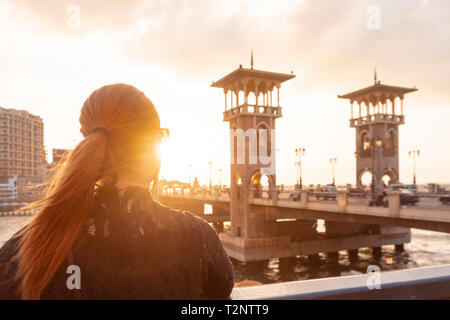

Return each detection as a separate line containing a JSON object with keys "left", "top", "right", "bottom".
{"left": 212, "top": 59, "right": 296, "bottom": 262}
{"left": 338, "top": 76, "right": 417, "bottom": 195}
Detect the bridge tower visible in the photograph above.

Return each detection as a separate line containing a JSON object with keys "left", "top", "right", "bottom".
{"left": 211, "top": 57, "right": 295, "bottom": 261}
{"left": 338, "top": 72, "right": 417, "bottom": 193}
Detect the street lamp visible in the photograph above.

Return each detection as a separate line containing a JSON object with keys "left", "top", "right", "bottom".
{"left": 295, "top": 147, "right": 306, "bottom": 189}
{"left": 188, "top": 164, "right": 192, "bottom": 186}
{"left": 408, "top": 150, "right": 420, "bottom": 185}
{"left": 208, "top": 161, "right": 213, "bottom": 190}
{"left": 218, "top": 168, "right": 223, "bottom": 190}
{"left": 329, "top": 157, "right": 337, "bottom": 185}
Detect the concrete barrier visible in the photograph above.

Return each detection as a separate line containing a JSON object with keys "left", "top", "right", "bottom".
{"left": 231, "top": 264, "right": 450, "bottom": 300}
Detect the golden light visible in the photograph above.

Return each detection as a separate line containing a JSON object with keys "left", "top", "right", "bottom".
{"left": 375, "top": 137, "right": 383, "bottom": 147}
{"left": 361, "top": 171, "right": 373, "bottom": 186}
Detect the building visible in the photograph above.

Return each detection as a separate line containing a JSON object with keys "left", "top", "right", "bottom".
{"left": 0, "top": 106, "right": 46, "bottom": 202}
{"left": 52, "top": 148, "right": 69, "bottom": 165}
{"left": 0, "top": 175, "right": 18, "bottom": 201}
{"left": 338, "top": 72, "right": 417, "bottom": 193}
{"left": 211, "top": 58, "right": 296, "bottom": 260}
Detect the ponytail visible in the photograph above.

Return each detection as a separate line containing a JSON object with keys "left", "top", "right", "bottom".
{"left": 13, "top": 83, "right": 160, "bottom": 299}
{"left": 14, "top": 131, "right": 108, "bottom": 299}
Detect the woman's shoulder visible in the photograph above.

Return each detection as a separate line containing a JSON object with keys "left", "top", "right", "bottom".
{"left": 88, "top": 185, "right": 213, "bottom": 239}
{"left": 0, "top": 228, "right": 25, "bottom": 300}
{"left": 0, "top": 227, "right": 25, "bottom": 262}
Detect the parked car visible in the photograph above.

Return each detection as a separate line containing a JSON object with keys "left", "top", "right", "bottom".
{"left": 370, "top": 188, "right": 419, "bottom": 207}
{"left": 387, "top": 183, "right": 418, "bottom": 194}
{"left": 312, "top": 185, "right": 337, "bottom": 200}
{"left": 348, "top": 187, "right": 367, "bottom": 197}
{"left": 428, "top": 183, "right": 447, "bottom": 194}
{"left": 439, "top": 194, "right": 450, "bottom": 205}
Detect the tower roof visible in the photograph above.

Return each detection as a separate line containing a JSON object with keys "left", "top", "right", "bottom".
{"left": 338, "top": 82, "right": 417, "bottom": 101}
{"left": 211, "top": 66, "right": 295, "bottom": 91}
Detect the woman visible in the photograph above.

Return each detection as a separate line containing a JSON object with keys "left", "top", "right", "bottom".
{"left": 0, "top": 84, "right": 234, "bottom": 299}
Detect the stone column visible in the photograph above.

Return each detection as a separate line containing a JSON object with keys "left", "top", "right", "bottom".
{"left": 350, "top": 101, "right": 354, "bottom": 119}
{"left": 270, "top": 185, "right": 279, "bottom": 201}
{"left": 276, "top": 85, "right": 280, "bottom": 107}
{"left": 224, "top": 90, "right": 227, "bottom": 110}
{"left": 300, "top": 190, "right": 309, "bottom": 207}
{"left": 388, "top": 190, "right": 401, "bottom": 216}
{"left": 400, "top": 97, "right": 404, "bottom": 115}
{"left": 337, "top": 190, "right": 348, "bottom": 212}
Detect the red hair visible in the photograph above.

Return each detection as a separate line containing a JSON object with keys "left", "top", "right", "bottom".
{"left": 14, "top": 83, "right": 160, "bottom": 299}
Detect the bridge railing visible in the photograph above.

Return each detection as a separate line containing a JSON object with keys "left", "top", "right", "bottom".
{"left": 230, "top": 264, "right": 450, "bottom": 300}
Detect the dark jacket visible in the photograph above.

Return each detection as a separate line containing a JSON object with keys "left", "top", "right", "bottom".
{"left": 0, "top": 185, "right": 234, "bottom": 299}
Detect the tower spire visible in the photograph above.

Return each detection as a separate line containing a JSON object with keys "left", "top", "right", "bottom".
{"left": 251, "top": 50, "right": 254, "bottom": 70}
{"left": 374, "top": 67, "right": 377, "bottom": 84}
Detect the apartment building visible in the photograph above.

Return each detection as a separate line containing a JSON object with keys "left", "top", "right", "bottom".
{"left": 0, "top": 106, "right": 46, "bottom": 202}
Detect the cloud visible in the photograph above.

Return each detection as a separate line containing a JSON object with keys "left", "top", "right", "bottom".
{"left": 5, "top": 0, "right": 450, "bottom": 105}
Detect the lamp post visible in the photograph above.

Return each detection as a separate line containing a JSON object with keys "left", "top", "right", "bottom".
{"left": 329, "top": 157, "right": 337, "bottom": 186}
{"left": 218, "top": 168, "right": 223, "bottom": 190}
{"left": 408, "top": 150, "right": 420, "bottom": 185}
{"left": 295, "top": 147, "right": 306, "bottom": 189}
{"left": 188, "top": 164, "right": 192, "bottom": 187}
{"left": 208, "top": 161, "right": 213, "bottom": 190}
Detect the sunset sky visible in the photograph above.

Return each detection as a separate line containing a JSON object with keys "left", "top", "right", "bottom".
{"left": 1, "top": 0, "right": 449, "bottom": 186}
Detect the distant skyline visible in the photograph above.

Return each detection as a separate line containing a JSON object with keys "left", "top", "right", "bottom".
{"left": 1, "top": 0, "right": 449, "bottom": 186}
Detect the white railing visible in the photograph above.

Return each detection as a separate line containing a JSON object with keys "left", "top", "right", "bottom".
{"left": 231, "top": 264, "right": 450, "bottom": 300}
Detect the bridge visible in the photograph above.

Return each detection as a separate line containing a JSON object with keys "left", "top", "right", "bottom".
{"left": 159, "top": 190, "right": 450, "bottom": 234}
{"left": 157, "top": 58, "right": 449, "bottom": 264}
{"left": 158, "top": 188, "right": 450, "bottom": 261}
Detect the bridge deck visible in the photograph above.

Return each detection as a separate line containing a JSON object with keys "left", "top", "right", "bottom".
{"left": 158, "top": 193, "right": 450, "bottom": 233}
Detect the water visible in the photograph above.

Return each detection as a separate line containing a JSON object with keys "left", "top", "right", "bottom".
{"left": 1, "top": 217, "right": 449, "bottom": 284}
{"left": 231, "top": 228, "right": 450, "bottom": 284}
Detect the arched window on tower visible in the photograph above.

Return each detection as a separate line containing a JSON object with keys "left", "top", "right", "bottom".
{"left": 248, "top": 92, "right": 256, "bottom": 105}
{"left": 257, "top": 124, "right": 271, "bottom": 160}
{"left": 384, "top": 129, "right": 396, "bottom": 156}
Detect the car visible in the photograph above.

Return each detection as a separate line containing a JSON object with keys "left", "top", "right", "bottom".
{"left": 312, "top": 185, "right": 337, "bottom": 200}
{"left": 348, "top": 187, "right": 367, "bottom": 197}
{"left": 439, "top": 195, "right": 450, "bottom": 205}
{"left": 399, "top": 188, "right": 419, "bottom": 205}
{"left": 370, "top": 188, "right": 419, "bottom": 207}
{"left": 289, "top": 191, "right": 301, "bottom": 201}
{"left": 387, "top": 183, "right": 418, "bottom": 194}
